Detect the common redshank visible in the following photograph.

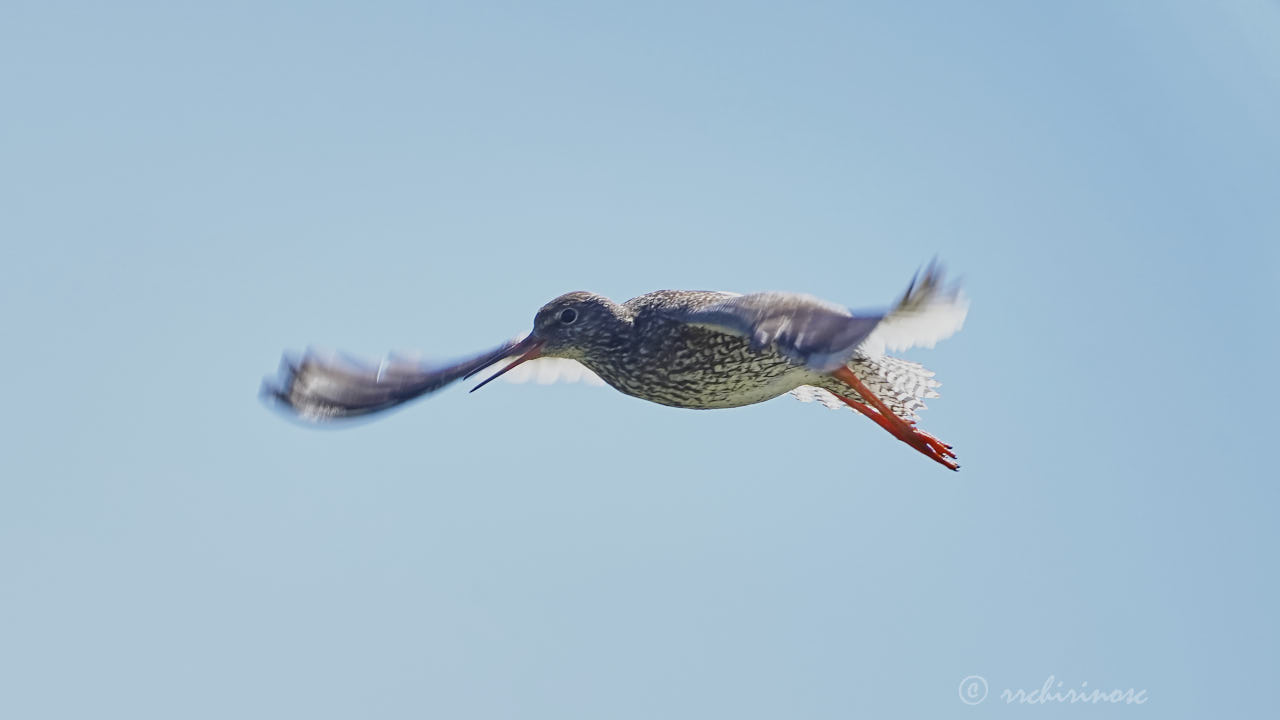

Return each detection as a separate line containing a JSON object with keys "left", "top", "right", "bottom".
{"left": 262, "top": 262, "right": 968, "bottom": 469}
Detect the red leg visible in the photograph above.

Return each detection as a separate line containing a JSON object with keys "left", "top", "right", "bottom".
{"left": 835, "top": 391, "right": 906, "bottom": 437}
{"left": 830, "top": 367, "right": 959, "bottom": 471}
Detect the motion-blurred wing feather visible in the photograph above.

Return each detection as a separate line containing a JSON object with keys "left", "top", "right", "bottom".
{"left": 667, "top": 292, "right": 883, "bottom": 372}
{"left": 498, "top": 357, "right": 607, "bottom": 386}
{"left": 860, "top": 261, "right": 968, "bottom": 357}
{"left": 261, "top": 339, "right": 521, "bottom": 421}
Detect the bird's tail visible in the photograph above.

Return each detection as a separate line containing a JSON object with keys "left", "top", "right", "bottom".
{"left": 866, "top": 355, "right": 942, "bottom": 421}
{"left": 792, "top": 355, "right": 941, "bottom": 423}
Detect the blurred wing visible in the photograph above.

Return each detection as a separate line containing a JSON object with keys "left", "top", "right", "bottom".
{"left": 667, "top": 292, "right": 883, "bottom": 372}
{"left": 859, "top": 261, "right": 968, "bottom": 357}
{"left": 496, "top": 357, "right": 607, "bottom": 386}
{"left": 661, "top": 262, "right": 965, "bottom": 370}
{"left": 261, "top": 339, "right": 522, "bottom": 421}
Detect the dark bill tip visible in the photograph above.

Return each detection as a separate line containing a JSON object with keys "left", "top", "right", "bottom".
{"left": 469, "top": 339, "right": 544, "bottom": 392}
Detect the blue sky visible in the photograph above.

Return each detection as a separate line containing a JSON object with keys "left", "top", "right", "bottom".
{"left": 2, "top": 1, "right": 1277, "bottom": 717}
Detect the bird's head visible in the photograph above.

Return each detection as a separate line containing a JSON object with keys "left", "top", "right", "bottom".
{"left": 469, "top": 291, "right": 628, "bottom": 391}
{"left": 528, "top": 291, "right": 628, "bottom": 357}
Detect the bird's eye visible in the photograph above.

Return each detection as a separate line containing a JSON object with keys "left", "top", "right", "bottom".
{"left": 558, "top": 308, "right": 578, "bottom": 325}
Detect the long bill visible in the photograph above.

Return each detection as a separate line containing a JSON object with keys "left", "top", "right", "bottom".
{"left": 468, "top": 336, "right": 545, "bottom": 392}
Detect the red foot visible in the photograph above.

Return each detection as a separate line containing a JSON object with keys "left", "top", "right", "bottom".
{"left": 830, "top": 366, "right": 959, "bottom": 471}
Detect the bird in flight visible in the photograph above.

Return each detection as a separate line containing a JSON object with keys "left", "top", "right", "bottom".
{"left": 262, "top": 262, "right": 968, "bottom": 469}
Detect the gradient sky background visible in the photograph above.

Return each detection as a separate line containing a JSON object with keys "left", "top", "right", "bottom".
{"left": 2, "top": 1, "right": 1278, "bottom": 717}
